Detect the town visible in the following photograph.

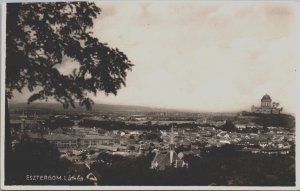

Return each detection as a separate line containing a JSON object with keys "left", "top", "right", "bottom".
{"left": 8, "top": 94, "right": 295, "bottom": 185}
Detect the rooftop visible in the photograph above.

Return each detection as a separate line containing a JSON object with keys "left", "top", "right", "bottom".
{"left": 261, "top": 94, "right": 271, "bottom": 101}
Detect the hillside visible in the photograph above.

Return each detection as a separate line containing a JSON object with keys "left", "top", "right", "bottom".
{"left": 8, "top": 102, "right": 177, "bottom": 113}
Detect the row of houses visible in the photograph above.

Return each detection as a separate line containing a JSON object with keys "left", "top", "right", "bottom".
{"left": 28, "top": 133, "right": 116, "bottom": 149}
{"left": 234, "top": 123, "right": 263, "bottom": 130}
{"left": 238, "top": 148, "right": 291, "bottom": 155}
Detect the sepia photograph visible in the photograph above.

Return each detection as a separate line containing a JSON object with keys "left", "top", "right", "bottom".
{"left": 0, "top": 0, "right": 299, "bottom": 190}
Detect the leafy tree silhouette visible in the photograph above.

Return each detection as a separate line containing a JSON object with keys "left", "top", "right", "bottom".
{"left": 5, "top": 2, "right": 133, "bottom": 183}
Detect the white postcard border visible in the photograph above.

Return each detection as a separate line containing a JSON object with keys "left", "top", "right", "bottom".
{"left": 1, "top": 1, "right": 300, "bottom": 190}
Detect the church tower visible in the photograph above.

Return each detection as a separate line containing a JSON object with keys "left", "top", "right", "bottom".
{"left": 150, "top": 124, "right": 188, "bottom": 170}
{"left": 169, "top": 126, "right": 175, "bottom": 165}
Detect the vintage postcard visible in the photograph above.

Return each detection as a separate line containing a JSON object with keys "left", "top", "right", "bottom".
{"left": 1, "top": 0, "right": 299, "bottom": 190}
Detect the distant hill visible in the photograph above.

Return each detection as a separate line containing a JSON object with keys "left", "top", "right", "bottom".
{"left": 8, "top": 102, "right": 179, "bottom": 113}
{"left": 7, "top": 102, "right": 242, "bottom": 116}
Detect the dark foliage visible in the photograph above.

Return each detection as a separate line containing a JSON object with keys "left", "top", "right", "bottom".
{"left": 45, "top": 117, "right": 75, "bottom": 129}
{"left": 241, "top": 112, "right": 295, "bottom": 128}
{"left": 254, "top": 114, "right": 295, "bottom": 128}
{"left": 93, "top": 152, "right": 156, "bottom": 185}
{"left": 92, "top": 145, "right": 295, "bottom": 186}
{"left": 145, "top": 131, "right": 162, "bottom": 140}
{"left": 6, "top": 2, "right": 133, "bottom": 108}
{"left": 220, "top": 120, "right": 237, "bottom": 132}
{"left": 6, "top": 140, "right": 72, "bottom": 185}
{"left": 5, "top": 2, "right": 132, "bottom": 183}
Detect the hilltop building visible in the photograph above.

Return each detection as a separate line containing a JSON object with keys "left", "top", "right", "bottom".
{"left": 150, "top": 127, "right": 188, "bottom": 170}
{"left": 251, "top": 94, "right": 283, "bottom": 114}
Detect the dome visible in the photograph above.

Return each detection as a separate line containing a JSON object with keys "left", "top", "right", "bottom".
{"left": 261, "top": 94, "right": 271, "bottom": 101}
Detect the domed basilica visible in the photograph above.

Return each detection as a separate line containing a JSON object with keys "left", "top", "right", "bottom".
{"left": 251, "top": 94, "right": 283, "bottom": 114}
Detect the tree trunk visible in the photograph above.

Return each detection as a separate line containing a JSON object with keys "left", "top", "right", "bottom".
{"left": 5, "top": 96, "right": 12, "bottom": 184}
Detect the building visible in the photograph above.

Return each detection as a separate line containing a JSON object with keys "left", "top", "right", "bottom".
{"left": 260, "top": 148, "right": 290, "bottom": 155}
{"left": 45, "top": 134, "right": 78, "bottom": 149}
{"left": 69, "top": 163, "right": 101, "bottom": 185}
{"left": 251, "top": 94, "right": 283, "bottom": 114}
{"left": 235, "top": 124, "right": 247, "bottom": 130}
{"left": 150, "top": 127, "right": 188, "bottom": 170}
{"left": 28, "top": 133, "right": 116, "bottom": 150}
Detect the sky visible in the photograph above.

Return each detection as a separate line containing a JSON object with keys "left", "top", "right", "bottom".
{"left": 11, "top": 1, "right": 299, "bottom": 113}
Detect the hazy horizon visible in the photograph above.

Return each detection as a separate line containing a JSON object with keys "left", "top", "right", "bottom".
{"left": 8, "top": 99, "right": 295, "bottom": 115}
{"left": 9, "top": 1, "right": 298, "bottom": 114}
